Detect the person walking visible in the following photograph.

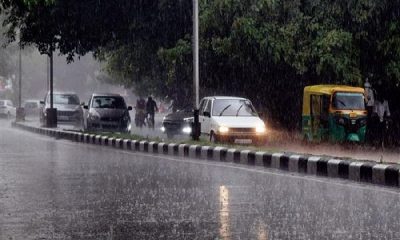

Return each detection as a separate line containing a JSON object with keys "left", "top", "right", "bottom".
{"left": 373, "top": 92, "right": 391, "bottom": 147}
{"left": 135, "top": 96, "right": 146, "bottom": 127}
{"left": 146, "top": 96, "right": 158, "bottom": 129}
{"left": 364, "top": 78, "right": 376, "bottom": 142}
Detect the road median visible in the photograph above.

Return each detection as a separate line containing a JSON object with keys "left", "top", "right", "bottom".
{"left": 12, "top": 121, "right": 400, "bottom": 188}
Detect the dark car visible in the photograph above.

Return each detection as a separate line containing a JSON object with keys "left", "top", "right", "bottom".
{"left": 84, "top": 93, "right": 132, "bottom": 133}
{"left": 161, "top": 106, "right": 193, "bottom": 138}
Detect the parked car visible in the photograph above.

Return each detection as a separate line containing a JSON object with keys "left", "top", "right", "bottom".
{"left": 161, "top": 105, "right": 193, "bottom": 138}
{"left": 23, "top": 99, "right": 41, "bottom": 117}
{"left": 199, "top": 96, "right": 267, "bottom": 144}
{"left": 40, "top": 92, "right": 83, "bottom": 126}
{"left": 83, "top": 93, "right": 132, "bottom": 133}
{"left": 0, "top": 99, "right": 16, "bottom": 118}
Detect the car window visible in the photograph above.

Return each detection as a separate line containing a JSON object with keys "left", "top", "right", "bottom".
{"left": 0, "top": 100, "right": 4, "bottom": 106}
{"left": 212, "top": 99, "right": 257, "bottom": 117}
{"left": 204, "top": 99, "right": 212, "bottom": 113}
{"left": 198, "top": 99, "right": 206, "bottom": 115}
{"left": 91, "top": 96, "right": 127, "bottom": 109}
{"left": 332, "top": 92, "right": 365, "bottom": 110}
{"left": 48, "top": 94, "right": 80, "bottom": 105}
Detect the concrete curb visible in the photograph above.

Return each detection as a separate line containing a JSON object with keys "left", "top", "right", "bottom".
{"left": 12, "top": 122, "right": 400, "bottom": 188}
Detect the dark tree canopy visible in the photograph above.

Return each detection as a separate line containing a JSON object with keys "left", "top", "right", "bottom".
{"left": 1, "top": 0, "right": 400, "bottom": 130}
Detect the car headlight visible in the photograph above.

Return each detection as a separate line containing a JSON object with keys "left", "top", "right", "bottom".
{"left": 182, "top": 126, "right": 192, "bottom": 134}
{"left": 255, "top": 126, "right": 266, "bottom": 133}
{"left": 161, "top": 126, "right": 166, "bottom": 132}
{"left": 218, "top": 126, "right": 229, "bottom": 133}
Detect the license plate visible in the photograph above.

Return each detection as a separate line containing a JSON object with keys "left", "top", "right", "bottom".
{"left": 234, "top": 139, "right": 252, "bottom": 144}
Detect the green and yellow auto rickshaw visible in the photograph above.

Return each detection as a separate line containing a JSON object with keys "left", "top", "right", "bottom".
{"left": 302, "top": 85, "right": 367, "bottom": 143}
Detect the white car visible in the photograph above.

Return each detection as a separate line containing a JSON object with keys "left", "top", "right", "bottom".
{"left": 0, "top": 99, "right": 16, "bottom": 118}
{"left": 199, "top": 96, "right": 267, "bottom": 144}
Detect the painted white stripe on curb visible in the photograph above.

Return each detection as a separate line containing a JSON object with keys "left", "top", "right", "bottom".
{"left": 372, "top": 164, "right": 390, "bottom": 185}
{"left": 307, "top": 156, "right": 321, "bottom": 175}
{"left": 272, "top": 153, "right": 284, "bottom": 169}
{"left": 288, "top": 155, "right": 301, "bottom": 172}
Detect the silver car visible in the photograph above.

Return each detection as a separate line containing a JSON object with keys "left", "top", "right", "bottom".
{"left": 0, "top": 100, "right": 16, "bottom": 118}
{"left": 23, "top": 99, "right": 41, "bottom": 117}
{"left": 84, "top": 93, "right": 132, "bottom": 133}
{"left": 40, "top": 92, "right": 84, "bottom": 126}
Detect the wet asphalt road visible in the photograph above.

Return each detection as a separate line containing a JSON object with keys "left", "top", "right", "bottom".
{"left": 1, "top": 119, "right": 400, "bottom": 239}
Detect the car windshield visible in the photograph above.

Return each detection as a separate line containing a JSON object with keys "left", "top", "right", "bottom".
{"left": 49, "top": 94, "right": 80, "bottom": 105}
{"left": 91, "top": 96, "right": 126, "bottom": 109}
{"left": 212, "top": 99, "right": 257, "bottom": 117}
{"left": 333, "top": 92, "right": 365, "bottom": 110}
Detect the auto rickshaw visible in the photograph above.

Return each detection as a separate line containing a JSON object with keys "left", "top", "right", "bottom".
{"left": 302, "top": 85, "right": 367, "bottom": 143}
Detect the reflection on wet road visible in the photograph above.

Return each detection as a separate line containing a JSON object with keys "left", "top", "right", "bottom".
{"left": 1, "top": 120, "right": 400, "bottom": 239}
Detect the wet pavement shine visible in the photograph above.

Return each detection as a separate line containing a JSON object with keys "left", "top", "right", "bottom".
{"left": 1, "top": 120, "right": 400, "bottom": 239}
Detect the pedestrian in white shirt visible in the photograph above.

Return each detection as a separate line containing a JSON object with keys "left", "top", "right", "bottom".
{"left": 373, "top": 92, "right": 391, "bottom": 146}
{"left": 374, "top": 96, "right": 391, "bottom": 123}
{"left": 364, "top": 78, "right": 376, "bottom": 142}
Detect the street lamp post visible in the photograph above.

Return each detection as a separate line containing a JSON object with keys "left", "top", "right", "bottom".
{"left": 45, "top": 49, "right": 57, "bottom": 127}
{"left": 192, "top": 0, "right": 201, "bottom": 140}
{"left": 15, "top": 41, "right": 25, "bottom": 121}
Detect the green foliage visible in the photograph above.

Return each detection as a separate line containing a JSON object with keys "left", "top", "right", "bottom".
{"left": 1, "top": 0, "right": 400, "bottom": 128}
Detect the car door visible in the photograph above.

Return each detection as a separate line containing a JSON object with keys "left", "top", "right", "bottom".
{"left": 198, "top": 99, "right": 207, "bottom": 134}
{"left": 202, "top": 99, "right": 212, "bottom": 135}
{"left": 7, "top": 101, "right": 15, "bottom": 116}
{"left": 310, "top": 95, "right": 321, "bottom": 140}
{"left": 83, "top": 97, "right": 92, "bottom": 129}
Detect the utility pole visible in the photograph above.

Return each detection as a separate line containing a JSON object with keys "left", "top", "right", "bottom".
{"left": 193, "top": 0, "right": 199, "bottom": 108}
{"left": 50, "top": 50, "right": 53, "bottom": 110}
{"left": 47, "top": 55, "right": 50, "bottom": 92}
{"left": 45, "top": 48, "right": 57, "bottom": 127}
{"left": 16, "top": 40, "right": 24, "bottom": 121}
{"left": 18, "top": 42, "right": 21, "bottom": 108}
{"left": 192, "top": 0, "right": 200, "bottom": 140}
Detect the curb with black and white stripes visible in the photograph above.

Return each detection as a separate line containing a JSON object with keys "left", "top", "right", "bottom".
{"left": 12, "top": 122, "right": 400, "bottom": 188}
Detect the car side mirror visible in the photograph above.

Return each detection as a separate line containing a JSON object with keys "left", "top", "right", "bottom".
{"left": 204, "top": 112, "right": 211, "bottom": 117}
{"left": 128, "top": 106, "right": 133, "bottom": 111}
{"left": 83, "top": 105, "right": 88, "bottom": 110}
{"left": 40, "top": 101, "right": 45, "bottom": 105}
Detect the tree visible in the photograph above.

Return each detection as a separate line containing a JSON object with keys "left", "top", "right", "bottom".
{"left": 2, "top": 0, "right": 400, "bottom": 130}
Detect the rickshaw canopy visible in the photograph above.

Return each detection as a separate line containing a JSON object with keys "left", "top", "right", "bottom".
{"left": 302, "top": 85, "right": 365, "bottom": 115}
